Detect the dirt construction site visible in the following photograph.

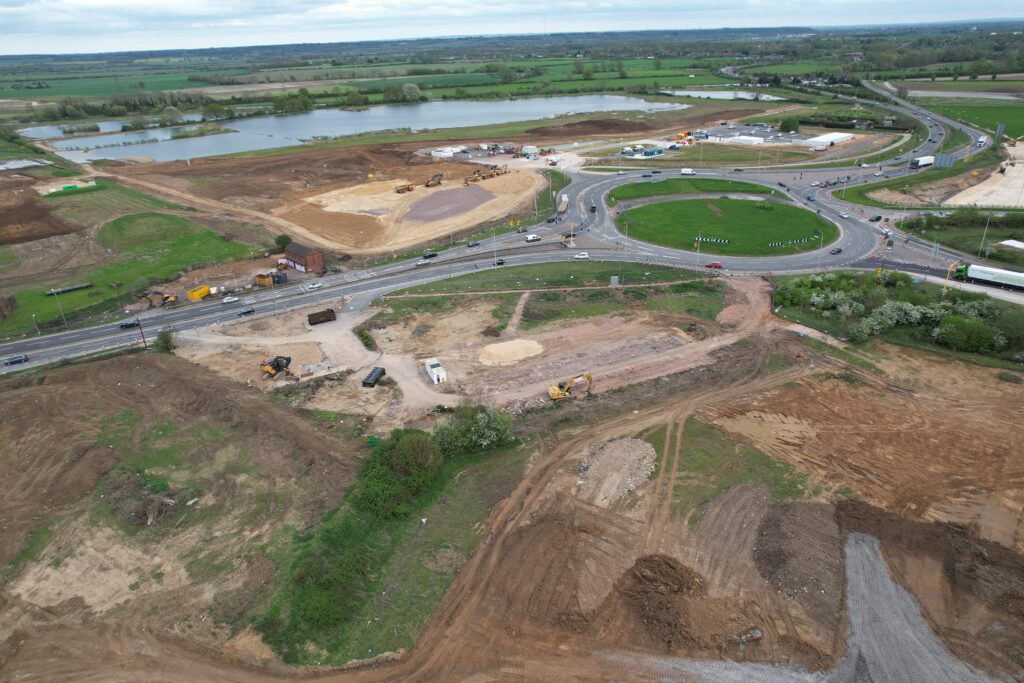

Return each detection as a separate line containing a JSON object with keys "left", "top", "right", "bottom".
{"left": 3, "top": 273, "right": 1024, "bottom": 681}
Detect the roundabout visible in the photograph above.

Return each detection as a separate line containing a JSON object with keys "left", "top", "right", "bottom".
{"left": 615, "top": 197, "right": 839, "bottom": 256}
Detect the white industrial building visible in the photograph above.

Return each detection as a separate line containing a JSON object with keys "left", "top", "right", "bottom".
{"left": 806, "top": 132, "right": 855, "bottom": 150}
{"left": 730, "top": 135, "right": 764, "bottom": 146}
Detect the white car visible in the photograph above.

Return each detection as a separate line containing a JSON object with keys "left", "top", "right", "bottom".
{"left": 873, "top": 172, "right": 884, "bottom": 177}
{"left": 305, "top": 282, "right": 323, "bottom": 290}
{"left": 859, "top": 163, "right": 870, "bottom": 168}
{"left": 574, "top": 252, "right": 590, "bottom": 260}
{"left": 810, "top": 181, "right": 820, "bottom": 187}
{"left": 839, "top": 212, "right": 850, "bottom": 219}
{"left": 525, "top": 234, "right": 541, "bottom": 243}
{"left": 222, "top": 296, "right": 240, "bottom": 304}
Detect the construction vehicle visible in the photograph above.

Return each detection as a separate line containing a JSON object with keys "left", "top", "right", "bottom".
{"left": 186, "top": 284, "right": 210, "bottom": 302}
{"left": 953, "top": 263, "right": 1024, "bottom": 290}
{"left": 548, "top": 372, "right": 592, "bottom": 401}
{"left": 395, "top": 182, "right": 415, "bottom": 194}
{"left": 260, "top": 356, "right": 291, "bottom": 378}
{"left": 161, "top": 294, "right": 178, "bottom": 306}
{"left": 307, "top": 309, "right": 337, "bottom": 325}
{"left": 254, "top": 272, "right": 288, "bottom": 287}
{"left": 464, "top": 170, "right": 482, "bottom": 184}
{"left": 425, "top": 173, "right": 444, "bottom": 188}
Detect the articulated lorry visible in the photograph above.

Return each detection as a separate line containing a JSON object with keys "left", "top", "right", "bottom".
{"left": 953, "top": 264, "right": 1024, "bottom": 290}
{"left": 910, "top": 155, "right": 935, "bottom": 169}
{"left": 557, "top": 193, "right": 570, "bottom": 214}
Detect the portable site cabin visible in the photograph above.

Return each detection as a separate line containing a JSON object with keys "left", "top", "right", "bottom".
{"left": 422, "top": 357, "right": 447, "bottom": 384}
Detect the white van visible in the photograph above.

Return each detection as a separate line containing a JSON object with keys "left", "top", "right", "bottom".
{"left": 680, "top": 168, "right": 696, "bottom": 175}
{"left": 525, "top": 234, "right": 541, "bottom": 243}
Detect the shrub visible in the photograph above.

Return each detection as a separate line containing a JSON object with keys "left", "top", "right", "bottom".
{"left": 931, "top": 315, "right": 1001, "bottom": 353}
{"left": 274, "top": 234, "right": 293, "bottom": 250}
{"left": 153, "top": 329, "right": 175, "bottom": 353}
{"left": 352, "top": 429, "right": 442, "bottom": 521}
{"left": 998, "top": 371, "right": 1023, "bottom": 384}
{"left": 433, "top": 407, "right": 512, "bottom": 459}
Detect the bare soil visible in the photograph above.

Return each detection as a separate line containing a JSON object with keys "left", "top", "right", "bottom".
{"left": 0, "top": 174, "right": 75, "bottom": 245}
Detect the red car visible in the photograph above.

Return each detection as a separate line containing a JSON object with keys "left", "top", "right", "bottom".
{"left": 704, "top": 262, "right": 723, "bottom": 269}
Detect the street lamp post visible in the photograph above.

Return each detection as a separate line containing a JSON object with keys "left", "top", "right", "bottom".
{"left": 32, "top": 313, "right": 39, "bottom": 336}
{"left": 54, "top": 293, "right": 68, "bottom": 329}
{"left": 136, "top": 317, "right": 148, "bottom": 349}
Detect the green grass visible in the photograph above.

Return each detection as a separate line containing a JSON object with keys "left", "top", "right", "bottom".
{"left": 44, "top": 179, "right": 189, "bottom": 227}
{"left": 520, "top": 290, "right": 626, "bottom": 329}
{"left": 0, "top": 212, "right": 252, "bottom": 336}
{"left": 606, "top": 178, "right": 779, "bottom": 205}
{"left": 398, "top": 262, "right": 695, "bottom": 294}
{"left": 798, "top": 336, "right": 883, "bottom": 374}
{"left": 641, "top": 425, "right": 668, "bottom": 480}
{"left": 0, "top": 69, "right": 248, "bottom": 100}
{"left": 904, "top": 224, "right": 1024, "bottom": 270}
{"left": 3, "top": 523, "right": 53, "bottom": 583}
{"left": 916, "top": 99, "right": 1024, "bottom": 138}
{"left": 619, "top": 198, "right": 837, "bottom": 256}
{"left": 672, "top": 416, "right": 810, "bottom": 525}
{"left": 894, "top": 80, "right": 1024, "bottom": 93}
{"left": 938, "top": 125, "right": 970, "bottom": 154}
{"left": 745, "top": 61, "right": 840, "bottom": 75}
{"left": 634, "top": 280, "right": 726, "bottom": 321}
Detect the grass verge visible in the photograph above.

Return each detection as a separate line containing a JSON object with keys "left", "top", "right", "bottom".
{"left": 606, "top": 177, "right": 780, "bottom": 205}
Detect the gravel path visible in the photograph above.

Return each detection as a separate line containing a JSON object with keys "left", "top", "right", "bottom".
{"left": 599, "top": 533, "right": 997, "bottom": 682}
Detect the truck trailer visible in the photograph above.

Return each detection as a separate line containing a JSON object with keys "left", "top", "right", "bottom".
{"left": 557, "top": 193, "right": 570, "bottom": 214}
{"left": 953, "top": 264, "right": 1024, "bottom": 290}
{"left": 910, "top": 155, "right": 935, "bottom": 169}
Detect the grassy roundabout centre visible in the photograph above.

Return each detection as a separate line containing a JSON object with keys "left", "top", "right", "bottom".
{"left": 616, "top": 198, "right": 839, "bottom": 256}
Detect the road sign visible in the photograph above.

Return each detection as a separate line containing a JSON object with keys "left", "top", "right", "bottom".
{"left": 935, "top": 153, "right": 954, "bottom": 168}
{"left": 995, "top": 123, "right": 1006, "bottom": 141}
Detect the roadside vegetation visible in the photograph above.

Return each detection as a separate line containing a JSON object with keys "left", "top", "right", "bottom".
{"left": 399, "top": 262, "right": 694, "bottom": 294}
{"left": 618, "top": 198, "right": 837, "bottom": 256}
{"left": 774, "top": 270, "right": 1024, "bottom": 367}
{"left": 256, "top": 406, "right": 517, "bottom": 664}
{"left": 901, "top": 208, "right": 1024, "bottom": 270}
{"left": 606, "top": 178, "right": 780, "bottom": 205}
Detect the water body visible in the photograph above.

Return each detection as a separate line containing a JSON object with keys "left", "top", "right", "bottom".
{"left": 44, "top": 96, "right": 684, "bottom": 164}
{"left": 49, "top": 125, "right": 206, "bottom": 150}
{"left": 662, "top": 90, "right": 787, "bottom": 101}
{"left": 19, "top": 114, "right": 203, "bottom": 139}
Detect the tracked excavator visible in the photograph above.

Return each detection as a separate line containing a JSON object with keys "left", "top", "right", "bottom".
{"left": 548, "top": 372, "right": 592, "bottom": 401}
{"left": 260, "top": 356, "right": 292, "bottom": 379}
{"left": 425, "top": 173, "right": 444, "bottom": 187}
{"left": 395, "top": 182, "right": 415, "bottom": 194}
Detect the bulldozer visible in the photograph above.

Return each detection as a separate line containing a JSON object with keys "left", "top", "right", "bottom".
{"left": 425, "top": 172, "right": 444, "bottom": 188}
{"left": 260, "top": 356, "right": 292, "bottom": 379}
{"left": 395, "top": 182, "right": 415, "bottom": 194}
{"left": 548, "top": 372, "right": 593, "bottom": 401}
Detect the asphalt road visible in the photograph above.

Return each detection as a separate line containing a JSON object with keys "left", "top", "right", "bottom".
{"left": 0, "top": 88, "right": 1001, "bottom": 373}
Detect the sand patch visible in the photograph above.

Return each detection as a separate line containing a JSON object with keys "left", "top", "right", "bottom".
{"left": 478, "top": 339, "right": 544, "bottom": 366}
{"left": 308, "top": 179, "right": 409, "bottom": 216}
{"left": 945, "top": 145, "right": 1024, "bottom": 208}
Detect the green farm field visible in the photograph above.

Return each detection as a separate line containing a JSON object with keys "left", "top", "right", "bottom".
{"left": 916, "top": 99, "right": 1024, "bottom": 138}
{"left": 618, "top": 198, "right": 837, "bottom": 255}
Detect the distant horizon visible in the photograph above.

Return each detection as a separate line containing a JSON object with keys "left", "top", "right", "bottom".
{"left": 2, "top": 4, "right": 1022, "bottom": 57}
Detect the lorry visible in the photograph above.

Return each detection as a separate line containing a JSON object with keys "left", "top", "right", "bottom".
{"left": 254, "top": 272, "right": 288, "bottom": 287}
{"left": 953, "top": 264, "right": 1024, "bottom": 290}
{"left": 910, "top": 155, "right": 935, "bottom": 169}
{"left": 557, "top": 193, "right": 569, "bottom": 214}
{"left": 307, "top": 309, "right": 337, "bottom": 325}
{"left": 186, "top": 284, "right": 210, "bottom": 302}
{"left": 978, "top": 135, "right": 989, "bottom": 147}
{"left": 679, "top": 168, "right": 696, "bottom": 175}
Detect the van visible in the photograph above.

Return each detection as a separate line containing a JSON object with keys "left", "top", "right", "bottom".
{"left": 525, "top": 234, "right": 541, "bottom": 243}
{"left": 679, "top": 168, "right": 695, "bottom": 175}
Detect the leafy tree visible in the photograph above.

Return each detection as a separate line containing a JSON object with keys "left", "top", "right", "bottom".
{"left": 572, "top": 59, "right": 585, "bottom": 75}
{"left": 153, "top": 330, "right": 175, "bottom": 353}
{"left": 161, "top": 106, "right": 182, "bottom": 126}
{"left": 653, "top": 58, "right": 663, "bottom": 70}
{"left": 931, "top": 315, "right": 1001, "bottom": 353}
{"left": 433, "top": 407, "right": 512, "bottom": 458}
{"left": 583, "top": 69, "right": 594, "bottom": 81}
{"left": 274, "top": 234, "right": 293, "bottom": 250}
{"left": 779, "top": 116, "right": 800, "bottom": 133}
{"left": 344, "top": 90, "right": 367, "bottom": 106}
{"left": 402, "top": 83, "right": 422, "bottom": 101}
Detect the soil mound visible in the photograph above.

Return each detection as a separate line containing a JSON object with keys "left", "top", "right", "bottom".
{"left": 528, "top": 118, "right": 654, "bottom": 136}
{"left": 478, "top": 339, "right": 544, "bottom": 366}
{"left": 614, "top": 555, "right": 707, "bottom": 649}
{"left": 576, "top": 438, "right": 656, "bottom": 508}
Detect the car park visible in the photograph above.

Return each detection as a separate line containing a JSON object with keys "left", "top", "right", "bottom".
{"left": 238, "top": 308, "right": 256, "bottom": 316}
{"left": 3, "top": 354, "right": 29, "bottom": 366}
{"left": 574, "top": 252, "right": 590, "bottom": 260}
{"left": 830, "top": 247, "right": 843, "bottom": 255}
{"left": 222, "top": 296, "right": 240, "bottom": 304}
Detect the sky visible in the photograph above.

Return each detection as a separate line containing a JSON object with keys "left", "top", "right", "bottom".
{"left": 0, "top": 0, "right": 1018, "bottom": 55}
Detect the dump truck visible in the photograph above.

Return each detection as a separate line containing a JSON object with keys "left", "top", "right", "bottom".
{"left": 557, "top": 193, "right": 570, "bottom": 214}
{"left": 395, "top": 183, "right": 415, "bottom": 194}
{"left": 953, "top": 264, "right": 1024, "bottom": 290}
{"left": 260, "top": 356, "right": 291, "bottom": 378}
{"left": 186, "top": 284, "right": 210, "bottom": 302}
{"left": 254, "top": 272, "right": 288, "bottom": 287}
{"left": 549, "top": 372, "right": 592, "bottom": 400}
{"left": 307, "top": 309, "right": 337, "bottom": 325}
{"left": 425, "top": 173, "right": 444, "bottom": 187}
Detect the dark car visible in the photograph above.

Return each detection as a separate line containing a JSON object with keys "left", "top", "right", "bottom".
{"left": 806, "top": 195, "right": 816, "bottom": 202}
{"left": 777, "top": 182, "right": 788, "bottom": 188}
{"left": 3, "top": 354, "right": 28, "bottom": 366}
{"left": 119, "top": 320, "right": 140, "bottom": 329}
{"left": 546, "top": 216, "right": 557, "bottom": 223}
{"left": 651, "top": 170, "right": 662, "bottom": 174}
{"left": 869, "top": 215, "right": 883, "bottom": 222}
{"left": 641, "top": 173, "right": 653, "bottom": 178}
{"left": 467, "top": 241, "right": 480, "bottom": 247}
{"left": 733, "top": 168, "right": 744, "bottom": 172}
{"left": 422, "top": 252, "right": 438, "bottom": 259}
{"left": 494, "top": 259, "right": 505, "bottom": 266}
{"left": 830, "top": 247, "right": 843, "bottom": 255}
{"left": 238, "top": 308, "right": 256, "bottom": 317}
{"left": 516, "top": 226, "right": 529, "bottom": 233}
{"left": 590, "top": 205, "right": 597, "bottom": 212}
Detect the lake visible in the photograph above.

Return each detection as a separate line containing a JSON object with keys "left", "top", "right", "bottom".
{"left": 41, "top": 96, "right": 685, "bottom": 163}
{"left": 662, "top": 90, "right": 787, "bottom": 101}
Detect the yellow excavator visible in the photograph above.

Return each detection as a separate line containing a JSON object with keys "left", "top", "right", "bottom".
{"left": 548, "top": 372, "right": 593, "bottom": 401}
{"left": 395, "top": 182, "right": 415, "bottom": 194}
{"left": 260, "top": 356, "right": 292, "bottom": 379}
{"left": 425, "top": 172, "right": 444, "bottom": 188}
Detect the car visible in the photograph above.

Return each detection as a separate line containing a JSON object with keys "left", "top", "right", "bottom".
{"left": 859, "top": 163, "right": 870, "bottom": 168}
{"left": 222, "top": 296, "right": 240, "bottom": 304}
{"left": 422, "top": 252, "right": 438, "bottom": 259}
{"left": 238, "top": 308, "right": 256, "bottom": 317}
{"left": 590, "top": 205, "right": 597, "bottom": 212}
{"left": 869, "top": 215, "right": 883, "bottom": 222}
{"left": 525, "top": 234, "right": 541, "bottom": 243}
{"left": 806, "top": 195, "right": 816, "bottom": 202}
{"left": 305, "top": 281, "right": 323, "bottom": 290}
{"left": 494, "top": 259, "right": 505, "bottom": 266}
{"left": 839, "top": 212, "right": 850, "bottom": 219}
{"left": 516, "top": 226, "right": 529, "bottom": 233}
{"left": 651, "top": 170, "right": 662, "bottom": 174}
{"left": 574, "top": 252, "right": 590, "bottom": 260}
{"left": 641, "top": 173, "right": 653, "bottom": 178}
{"left": 810, "top": 181, "right": 820, "bottom": 187}
{"left": 546, "top": 216, "right": 558, "bottom": 223}
{"left": 704, "top": 262, "right": 723, "bottom": 269}
{"left": 3, "top": 354, "right": 29, "bottom": 366}
{"left": 733, "top": 168, "right": 744, "bottom": 172}
{"left": 777, "top": 182, "right": 788, "bottom": 188}
{"left": 873, "top": 172, "right": 884, "bottom": 177}
{"left": 467, "top": 240, "right": 480, "bottom": 247}
{"left": 616, "top": 170, "right": 626, "bottom": 175}
{"left": 119, "top": 320, "right": 140, "bottom": 329}
{"left": 830, "top": 247, "right": 843, "bottom": 255}
{"left": 415, "top": 259, "right": 431, "bottom": 266}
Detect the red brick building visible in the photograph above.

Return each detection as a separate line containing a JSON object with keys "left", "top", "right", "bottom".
{"left": 281, "top": 242, "right": 325, "bottom": 273}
